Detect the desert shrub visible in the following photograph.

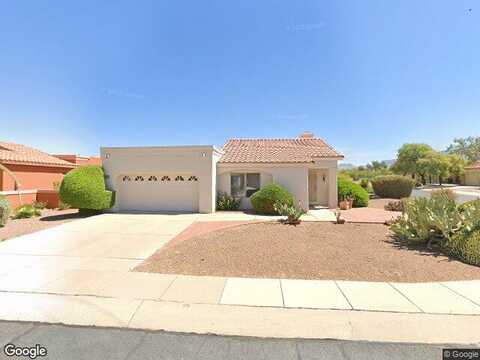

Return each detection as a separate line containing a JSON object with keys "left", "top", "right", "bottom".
{"left": 0, "top": 194, "right": 11, "bottom": 227}
{"left": 13, "top": 204, "right": 41, "bottom": 219}
{"left": 459, "top": 199, "right": 480, "bottom": 212}
{"left": 57, "top": 202, "right": 71, "bottom": 210}
{"left": 250, "top": 183, "right": 294, "bottom": 215}
{"left": 391, "top": 193, "right": 480, "bottom": 265}
{"left": 384, "top": 199, "right": 407, "bottom": 212}
{"left": 216, "top": 192, "right": 241, "bottom": 211}
{"left": 371, "top": 175, "right": 415, "bottom": 199}
{"left": 274, "top": 202, "right": 306, "bottom": 224}
{"left": 338, "top": 178, "right": 369, "bottom": 207}
{"left": 390, "top": 192, "right": 480, "bottom": 247}
{"left": 447, "top": 229, "right": 480, "bottom": 266}
{"left": 59, "top": 166, "right": 114, "bottom": 211}
{"left": 33, "top": 201, "right": 47, "bottom": 210}
{"left": 359, "top": 178, "right": 369, "bottom": 190}
{"left": 431, "top": 188, "right": 456, "bottom": 202}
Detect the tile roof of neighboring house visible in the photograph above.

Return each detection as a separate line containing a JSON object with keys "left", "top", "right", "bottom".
{"left": 465, "top": 160, "right": 480, "bottom": 169}
{"left": 219, "top": 137, "right": 343, "bottom": 164}
{"left": 0, "top": 142, "right": 76, "bottom": 168}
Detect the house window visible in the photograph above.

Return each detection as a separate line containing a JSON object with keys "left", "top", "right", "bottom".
{"left": 175, "top": 175, "right": 185, "bottom": 181}
{"left": 148, "top": 175, "right": 158, "bottom": 182}
{"left": 188, "top": 175, "right": 198, "bottom": 182}
{"left": 161, "top": 176, "right": 171, "bottom": 182}
{"left": 134, "top": 176, "right": 145, "bottom": 182}
{"left": 231, "top": 173, "right": 260, "bottom": 198}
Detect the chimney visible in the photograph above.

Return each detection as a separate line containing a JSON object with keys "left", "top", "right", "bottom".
{"left": 299, "top": 131, "right": 314, "bottom": 138}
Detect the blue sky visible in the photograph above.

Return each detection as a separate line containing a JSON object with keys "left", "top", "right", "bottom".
{"left": 0, "top": 0, "right": 478, "bottom": 164}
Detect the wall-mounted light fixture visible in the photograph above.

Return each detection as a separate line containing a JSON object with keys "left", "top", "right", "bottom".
{"left": 105, "top": 153, "right": 111, "bottom": 159}
{"left": 322, "top": 175, "right": 326, "bottom": 182}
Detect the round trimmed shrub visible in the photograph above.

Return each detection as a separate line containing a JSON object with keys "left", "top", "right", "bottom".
{"left": 60, "top": 166, "right": 114, "bottom": 211}
{"left": 0, "top": 194, "right": 11, "bottom": 227}
{"left": 250, "top": 183, "right": 294, "bottom": 215}
{"left": 448, "top": 229, "right": 480, "bottom": 267}
{"left": 371, "top": 175, "right": 414, "bottom": 199}
{"left": 338, "top": 178, "right": 369, "bottom": 207}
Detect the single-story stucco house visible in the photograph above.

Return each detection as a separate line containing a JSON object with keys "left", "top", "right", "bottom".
{"left": 101, "top": 132, "right": 343, "bottom": 213}
{"left": 465, "top": 160, "right": 480, "bottom": 186}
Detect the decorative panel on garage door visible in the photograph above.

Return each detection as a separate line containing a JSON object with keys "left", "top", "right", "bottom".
{"left": 117, "top": 174, "right": 199, "bottom": 212}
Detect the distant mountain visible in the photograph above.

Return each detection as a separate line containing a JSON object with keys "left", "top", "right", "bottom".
{"left": 339, "top": 160, "right": 395, "bottom": 170}
{"left": 383, "top": 159, "right": 396, "bottom": 167}
{"left": 338, "top": 163, "right": 356, "bottom": 170}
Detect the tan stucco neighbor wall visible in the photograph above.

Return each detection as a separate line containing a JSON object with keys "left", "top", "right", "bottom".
{"left": 100, "top": 146, "right": 221, "bottom": 213}
{"left": 465, "top": 169, "right": 480, "bottom": 186}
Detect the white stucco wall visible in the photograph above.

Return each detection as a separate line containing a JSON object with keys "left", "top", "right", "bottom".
{"left": 217, "top": 160, "right": 339, "bottom": 209}
{"left": 100, "top": 145, "right": 221, "bottom": 213}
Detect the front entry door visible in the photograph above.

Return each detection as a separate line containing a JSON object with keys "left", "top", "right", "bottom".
{"left": 308, "top": 171, "right": 318, "bottom": 203}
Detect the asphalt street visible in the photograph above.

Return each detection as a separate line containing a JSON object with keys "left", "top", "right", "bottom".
{"left": 0, "top": 320, "right": 463, "bottom": 360}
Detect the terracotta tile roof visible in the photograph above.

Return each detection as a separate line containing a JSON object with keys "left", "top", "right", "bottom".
{"left": 0, "top": 141, "right": 76, "bottom": 168}
{"left": 465, "top": 160, "right": 480, "bottom": 169}
{"left": 219, "top": 138, "right": 343, "bottom": 164}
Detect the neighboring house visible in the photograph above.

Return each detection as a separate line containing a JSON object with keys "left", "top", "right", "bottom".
{"left": 465, "top": 161, "right": 480, "bottom": 186}
{"left": 0, "top": 141, "right": 98, "bottom": 208}
{"left": 53, "top": 154, "right": 101, "bottom": 166}
{"left": 101, "top": 132, "right": 343, "bottom": 213}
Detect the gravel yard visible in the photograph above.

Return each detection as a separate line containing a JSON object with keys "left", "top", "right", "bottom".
{"left": 136, "top": 222, "right": 480, "bottom": 282}
{"left": 0, "top": 209, "right": 87, "bottom": 241}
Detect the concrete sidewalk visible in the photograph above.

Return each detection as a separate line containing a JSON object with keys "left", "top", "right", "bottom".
{"left": 0, "top": 265, "right": 479, "bottom": 343}
{"left": 1, "top": 267, "right": 479, "bottom": 316}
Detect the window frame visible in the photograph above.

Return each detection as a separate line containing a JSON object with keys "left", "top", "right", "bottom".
{"left": 230, "top": 173, "right": 260, "bottom": 198}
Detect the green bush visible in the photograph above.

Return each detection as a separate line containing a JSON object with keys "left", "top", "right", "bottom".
{"left": 60, "top": 166, "right": 114, "bottom": 211}
{"left": 53, "top": 181, "right": 71, "bottom": 210}
{"left": 13, "top": 204, "right": 41, "bottom": 219}
{"left": 371, "top": 175, "right": 415, "bottom": 199}
{"left": 359, "top": 178, "right": 370, "bottom": 190}
{"left": 216, "top": 192, "right": 241, "bottom": 211}
{"left": 274, "top": 202, "right": 306, "bottom": 224}
{"left": 0, "top": 194, "right": 11, "bottom": 227}
{"left": 250, "top": 183, "right": 294, "bottom": 215}
{"left": 338, "top": 178, "right": 369, "bottom": 207}
{"left": 447, "top": 229, "right": 480, "bottom": 266}
{"left": 338, "top": 172, "right": 354, "bottom": 182}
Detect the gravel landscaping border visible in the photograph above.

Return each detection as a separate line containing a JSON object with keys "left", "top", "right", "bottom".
{"left": 136, "top": 222, "right": 480, "bottom": 282}
{"left": 0, "top": 209, "right": 88, "bottom": 241}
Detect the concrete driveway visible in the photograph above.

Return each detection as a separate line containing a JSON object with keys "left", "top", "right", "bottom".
{"left": 0, "top": 210, "right": 334, "bottom": 273}
{"left": 0, "top": 213, "right": 198, "bottom": 272}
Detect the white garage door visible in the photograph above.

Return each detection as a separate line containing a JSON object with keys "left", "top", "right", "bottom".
{"left": 117, "top": 174, "right": 199, "bottom": 212}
